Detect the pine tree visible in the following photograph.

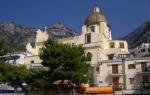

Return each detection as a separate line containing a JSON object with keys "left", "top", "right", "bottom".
{"left": 40, "top": 37, "right": 90, "bottom": 86}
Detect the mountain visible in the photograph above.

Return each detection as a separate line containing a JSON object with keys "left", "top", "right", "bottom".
{"left": 0, "top": 21, "right": 78, "bottom": 50}
{"left": 121, "top": 21, "right": 150, "bottom": 49}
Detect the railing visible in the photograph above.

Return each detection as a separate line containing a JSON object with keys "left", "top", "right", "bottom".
{"left": 142, "top": 82, "right": 150, "bottom": 89}
{"left": 83, "top": 41, "right": 102, "bottom": 48}
{"left": 108, "top": 69, "right": 123, "bottom": 75}
{"left": 136, "top": 68, "right": 150, "bottom": 74}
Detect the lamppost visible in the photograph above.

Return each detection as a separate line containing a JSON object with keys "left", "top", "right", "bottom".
{"left": 22, "top": 83, "right": 29, "bottom": 95}
{"left": 71, "top": 83, "right": 76, "bottom": 95}
{"left": 96, "top": 49, "right": 102, "bottom": 86}
{"left": 136, "top": 82, "right": 143, "bottom": 95}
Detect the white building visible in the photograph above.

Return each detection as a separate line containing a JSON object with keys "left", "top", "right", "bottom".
{"left": 130, "top": 43, "right": 150, "bottom": 57}
{"left": 1, "top": 52, "right": 26, "bottom": 65}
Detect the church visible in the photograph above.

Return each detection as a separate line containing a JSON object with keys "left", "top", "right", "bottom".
{"left": 26, "top": 5, "right": 129, "bottom": 67}
{"left": 59, "top": 5, "right": 129, "bottom": 66}
{"left": 24, "top": 5, "right": 150, "bottom": 94}
{"left": 25, "top": 4, "right": 129, "bottom": 85}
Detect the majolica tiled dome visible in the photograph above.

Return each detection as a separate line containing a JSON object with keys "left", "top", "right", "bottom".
{"left": 84, "top": 5, "right": 109, "bottom": 26}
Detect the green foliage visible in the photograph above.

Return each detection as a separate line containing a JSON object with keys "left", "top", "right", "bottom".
{"left": 0, "top": 37, "right": 8, "bottom": 56}
{"left": 0, "top": 37, "right": 30, "bottom": 87}
{"left": 28, "top": 68, "right": 51, "bottom": 89}
{"left": 0, "top": 62, "right": 30, "bottom": 87}
{"left": 40, "top": 37, "right": 90, "bottom": 86}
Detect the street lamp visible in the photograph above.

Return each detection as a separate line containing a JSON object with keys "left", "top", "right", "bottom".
{"left": 22, "top": 83, "right": 29, "bottom": 95}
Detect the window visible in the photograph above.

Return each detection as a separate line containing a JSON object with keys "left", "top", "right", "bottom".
{"left": 141, "top": 49, "right": 146, "bottom": 52}
{"left": 72, "top": 43, "right": 75, "bottom": 47}
{"left": 31, "top": 60, "right": 34, "bottom": 64}
{"left": 85, "top": 34, "right": 91, "bottom": 44}
{"left": 131, "top": 52, "right": 135, "bottom": 56}
{"left": 143, "top": 76, "right": 149, "bottom": 83}
{"left": 108, "top": 54, "right": 114, "bottom": 60}
{"left": 119, "top": 42, "right": 124, "bottom": 48}
{"left": 91, "top": 26, "right": 95, "bottom": 32}
{"left": 141, "top": 62, "right": 148, "bottom": 72}
{"left": 128, "top": 64, "right": 136, "bottom": 69}
{"left": 138, "top": 51, "right": 140, "bottom": 53}
{"left": 96, "top": 67, "right": 99, "bottom": 72}
{"left": 148, "top": 48, "right": 150, "bottom": 52}
{"left": 129, "top": 78, "right": 134, "bottom": 84}
{"left": 39, "top": 48, "right": 43, "bottom": 55}
{"left": 112, "top": 65, "right": 118, "bottom": 74}
{"left": 109, "top": 42, "right": 115, "bottom": 48}
{"left": 87, "top": 52, "right": 92, "bottom": 61}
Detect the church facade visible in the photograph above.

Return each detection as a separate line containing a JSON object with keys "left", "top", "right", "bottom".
{"left": 59, "top": 5, "right": 129, "bottom": 66}
{"left": 25, "top": 5, "right": 130, "bottom": 87}
{"left": 26, "top": 5, "right": 129, "bottom": 68}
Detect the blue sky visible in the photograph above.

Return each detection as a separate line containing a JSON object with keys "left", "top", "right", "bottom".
{"left": 0, "top": 0, "right": 150, "bottom": 38}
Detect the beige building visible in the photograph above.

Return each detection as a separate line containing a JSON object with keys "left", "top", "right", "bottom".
{"left": 96, "top": 57, "right": 150, "bottom": 94}
{"left": 59, "top": 5, "right": 129, "bottom": 66}
{"left": 25, "top": 29, "right": 48, "bottom": 68}
{"left": 26, "top": 29, "right": 49, "bottom": 55}
{"left": 26, "top": 5, "right": 129, "bottom": 68}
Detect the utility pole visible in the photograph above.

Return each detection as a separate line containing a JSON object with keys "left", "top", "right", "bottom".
{"left": 122, "top": 58, "right": 126, "bottom": 90}
{"left": 120, "top": 54, "right": 126, "bottom": 90}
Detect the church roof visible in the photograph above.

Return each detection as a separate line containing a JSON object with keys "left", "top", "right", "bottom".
{"left": 84, "top": 5, "right": 109, "bottom": 26}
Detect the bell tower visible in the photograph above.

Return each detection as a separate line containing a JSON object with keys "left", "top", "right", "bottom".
{"left": 82, "top": 5, "right": 112, "bottom": 44}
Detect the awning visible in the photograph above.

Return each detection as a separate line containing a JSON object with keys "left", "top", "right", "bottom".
{"left": 80, "top": 84, "right": 113, "bottom": 94}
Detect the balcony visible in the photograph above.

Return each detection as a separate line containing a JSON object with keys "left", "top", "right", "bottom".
{"left": 108, "top": 69, "right": 123, "bottom": 77}
{"left": 83, "top": 41, "right": 102, "bottom": 48}
{"left": 136, "top": 68, "right": 150, "bottom": 75}
{"left": 142, "top": 82, "right": 150, "bottom": 89}
{"left": 113, "top": 83, "right": 122, "bottom": 91}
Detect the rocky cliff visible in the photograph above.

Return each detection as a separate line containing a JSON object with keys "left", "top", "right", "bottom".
{"left": 121, "top": 21, "right": 150, "bottom": 49}
{"left": 0, "top": 21, "right": 77, "bottom": 50}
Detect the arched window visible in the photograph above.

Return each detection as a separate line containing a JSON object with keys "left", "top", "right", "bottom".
{"left": 87, "top": 52, "right": 92, "bottom": 61}
{"left": 90, "top": 26, "right": 95, "bottom": 32}
{"left": 85, "top": 33, "right": 91, "bottom": 44}
{"left": 109, "top": 42, "right": 115, "bottom": 48}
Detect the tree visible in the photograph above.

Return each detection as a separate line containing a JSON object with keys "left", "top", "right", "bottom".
{"left": 0, "top": 64, "right": 30, "bottom": 86}
{"left": 0, "top": 37, "right": 30, "bottom": 94}
{"left": 0, "top": 37, "right": 9, "bottom": 84}
{"left": 40, "top": 37, "right": 90, "bottom": 92}
{"left": 0, "top": 37, "right": 8, "bottom": 56}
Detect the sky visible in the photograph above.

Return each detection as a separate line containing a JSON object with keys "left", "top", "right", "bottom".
{"left": 0, "top": 0, "right": 150, "bottom": 38}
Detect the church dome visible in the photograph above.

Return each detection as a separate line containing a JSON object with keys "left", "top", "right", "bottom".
{"left": 84, "top": 5, "right": 109, "bottom": 26}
